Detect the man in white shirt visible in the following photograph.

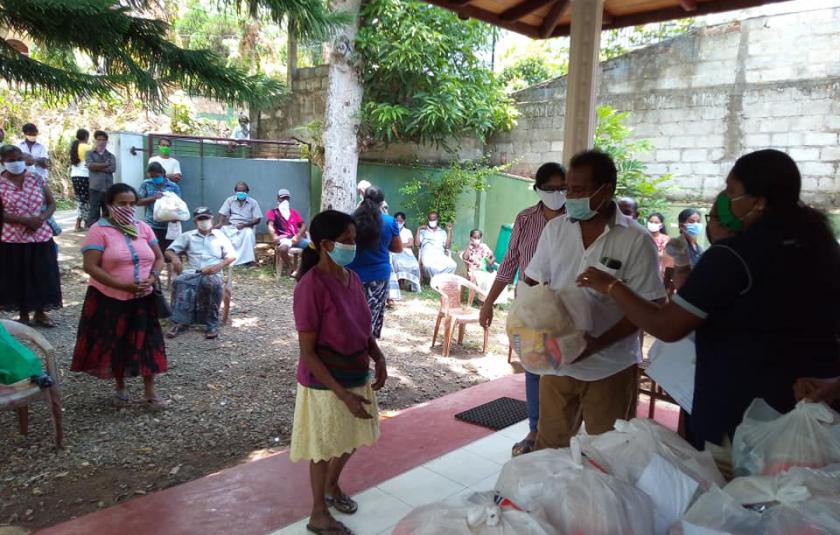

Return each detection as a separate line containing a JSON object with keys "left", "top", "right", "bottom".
{"left": 147, "top": 137, "right": 183, "bottom": 183}
{"left": 17, "top": 123, "right": 49, "bottom": 181}
{"left": 216, "top": 181, "right": 262, "bottom": 266}
{"left": 232, "top": 114, "right": 250, "bottom": 140}
{"left": 524, "top": 150, "right": 666, "bottom": 449}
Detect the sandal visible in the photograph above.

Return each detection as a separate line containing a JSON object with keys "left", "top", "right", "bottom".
{"left": 144, "top": 396, "right": 169, "bottom": 411}
{"left": 34, "top": 315, "right": 57, "bottom": 328}
{"left": 113, "top": 390, "right": 131, "bottom": 407}
{"left": 205, "top": 329, "right": 219, "bottom": 339}
{"left": 511, "top": 437, "right": 535, "bottom": 457}
{"left": 325, "top": 493, "right": 358, "bottom": 515}
{"left": 166, "top": 324, "right": 185, "bottom": 339}
{"left": 306, "top": 521, "right": 353, "bottom": 535}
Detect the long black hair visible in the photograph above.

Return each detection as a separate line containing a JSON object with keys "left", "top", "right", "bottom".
{"left": 648, "top": 212, "right": 667, "bottom": 235}
{"left": 678, "top": 208, "right": 700, "bottom": 225}
{"left": 296, "top": 210, "right": 355, "bottom": 281}
{"left": 70, "top": 128, "right": 89, "bottom": 166}
{"left": 353, "top": 186, "right": 385, "bottom": 248}
{"left": 104, "top": 182, "right": 139, "bottom": 208}
{"left": 731, "top": 149, "right": 838, "bottom": 257}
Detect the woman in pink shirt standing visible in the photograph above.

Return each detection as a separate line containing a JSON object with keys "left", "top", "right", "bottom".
{"left": 71, "top": 183, "right": 168, "bottom": 409}
{"left": 290, "top": 210, "right": 388, "bottom": 535}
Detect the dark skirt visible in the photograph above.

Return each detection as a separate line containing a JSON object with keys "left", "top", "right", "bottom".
{"left": 71, "top": 286, "right": 167, "bottom": 379}
{"left": 0, "top": 240, "right": 62, "bottom": 313}
{"left": 363, "top": 279, "right": 389, "bottom": 339}
{"left": 153, "top": 227, "right": 173, "bottom": 260}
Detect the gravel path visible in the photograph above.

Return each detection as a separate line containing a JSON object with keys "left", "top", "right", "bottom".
{"left": 0, "top": 216, "right": 515, "bottom": 530}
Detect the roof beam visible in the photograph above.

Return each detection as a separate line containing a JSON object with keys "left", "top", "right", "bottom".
{"left": 500, "top": 0, "right": 557, "bottom": 22}
{"left": 427, "top": 0, "right": 541, "bottom": 37}
{"left": 539, "top": 0, "right": 569, "bottom": 38}
{"left": 680, "top": 0, "right": 699, "bottom": 11}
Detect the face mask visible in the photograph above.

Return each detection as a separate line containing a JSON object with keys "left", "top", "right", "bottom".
{"left": 159, "top": 146, "right": 171, "bottom": 156}
{"left": 109, "top": 205, "right": 136, "bottom": 226}
{"left": 684, "top": 223, "right": 704, "bottom": 237}
{"left": 25, "top": 135, "right": 36, "bottom": 143}
{"left": 647, "top": 222, "right": 662, "bottom": 233}
{"left": 471, "top": 238, "right": 481, "bottom": 246}
{"left": 565, "top": 184, "right": 606, "bottom": 221}
{"left": 196, "top": 219, "right": 213, "bottom": 231}
{"left": 3, "top": 161, "right": 27, "bottom": 175}
{"left": 428, "top": 220, "right": 438, "bottom": 229}
{"left": 538, "top": 189, "right": 567, "bottom": 211}
{"left": 235, "top": 192, "right": 248, "bottom": 201}
{"left": 397, "top": 222, "right": 404, "bottom": 229}
{"left": 715, "top": 191, "right": 746, "bottom": 232}
{"left": 328, "top": 242, "right": 356, "bottom": 266}
{"left": 278, "top": 199, "right": 290, "bottom": 210}
{"left": 152, "top": 175, "right": 165, "bottom": 186}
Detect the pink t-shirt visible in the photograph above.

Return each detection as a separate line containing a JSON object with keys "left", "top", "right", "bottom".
{"left": 293, "top": 267, "right": 372, "bottom": 388}
{"left": 0, "top": 172, "right": 53, "bottom": 243}
{"left": 81, "top": 220, "right": 159, "bottom": 301}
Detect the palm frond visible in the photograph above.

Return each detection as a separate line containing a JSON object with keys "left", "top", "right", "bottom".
{"left": 228, "top": 0, "right": 352, "bottom": 40}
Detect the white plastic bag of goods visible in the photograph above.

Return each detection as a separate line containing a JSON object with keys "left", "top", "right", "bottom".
{"left": 495, "top": 439, "right": 655, "bottom": 535}
{"left": 505, "top": 284, "right": 589, "bottom": 375}
{"left": 636, "top": 453, "right": 701, "bottom": 535}
{"left": 580, "top": 418, "right": 725, "bottom": 490}
{"left": 153, "top": 191, "right": 190, "bottom": 222}
{"left": 722, "top": 465, "right": 840, "bottom": 535}
{"left": 391, "top": 491, "right": 554, "bottom": 535}
{"left": 732, "top": 399, "right": 840, "bottom": 477}
{"left": 670, "top": 486, "right": 762, "bottom": 535}
{"left": 646, "top": 337, "right": 696, "bottom": 414}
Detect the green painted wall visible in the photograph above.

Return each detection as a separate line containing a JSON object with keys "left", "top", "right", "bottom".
{"left": 309, "top": 163, "right": 537, "bottom": 252}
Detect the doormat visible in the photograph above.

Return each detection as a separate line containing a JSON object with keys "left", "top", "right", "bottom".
{"left": 454, "top": 397, "right": 528, "bottom": 431}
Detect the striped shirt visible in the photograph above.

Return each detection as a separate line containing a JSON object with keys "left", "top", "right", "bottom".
{"left": 496, "top": 202, "right": 554, "bottom": 284}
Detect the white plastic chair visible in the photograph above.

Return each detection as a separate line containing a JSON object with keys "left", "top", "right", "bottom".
{"left": 430, "top": 274, "right": 489, "bottom": 357}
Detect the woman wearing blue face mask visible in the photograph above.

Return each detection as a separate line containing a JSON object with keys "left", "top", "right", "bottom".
{"left": 663, "top": 208, "right": 704, "bottom": 293}
{"left": 291, "top": 210, "right": 388, "bottom": 535}
{"left": 137, "top": 161, "right": 182, "bottom": 256}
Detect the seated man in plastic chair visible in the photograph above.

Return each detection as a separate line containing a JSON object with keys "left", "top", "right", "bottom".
{"left": 266, "top": 188, "right": 310, "bottom": 276}
{"left": 216, "top": 181, "right": 261, "bottom": 266}
{"left": 165, "top": 207, "right": 236, "bottom": 340}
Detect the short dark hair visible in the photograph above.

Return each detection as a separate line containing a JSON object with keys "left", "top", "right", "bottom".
{"left": 394, "top": 211, "right": 406, "bottom": 221}
{"left": 470, "top": 229, "right": 483, "bottom": 238}
{"left": 234, "top": 181, "right": 249, "bottom": 192}
{"left": 105, "top": 183, "right": 138, "bottom": 205}
{"left": 158, "top": 137, "right": 171, "bottom": 146}
{"left": 0, "top": 144, "right": 23, "bottom": 160}
{"left": 93, "top": 130, "right": 108, "bottom": 140}
{"left": 147, "top": 161, "right": 166, "bottom": 175}
{"left": 569, "top": 150, "right": 617, "bottom": 188}
{"left": 534, "top": 162, "right": 566, "bottom": 190}
{"left": 22, "top": 123, "right": 37, "bottom": 135}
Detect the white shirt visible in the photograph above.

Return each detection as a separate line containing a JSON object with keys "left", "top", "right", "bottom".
{"left": 525, "top": 204, "right": 666, "bottom": 381}
{"left": 232, "top": 125, "right": 250, "bottom": 140}
{"left": 148, "top": 156, "right": 182, "bottom": 177}
{"left": 167, "top": 229, "right": 235, "bottom": 272}
{"left": 17, "top": 140, "right": 49, "bottom": 181}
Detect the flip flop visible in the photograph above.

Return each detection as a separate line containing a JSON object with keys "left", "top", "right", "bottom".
{"left": 306, "top": 522, "right": 353, "bottom": 535}
{"left": 205, "top": 330, "right": 219, "bottom": 339}
{"left": 144, "top": 396, "right": 169, "bottom": 411}
{"left": 166, "top": 324, "right": 185, "bottom": 339}
{"left": 34, "top": 316, "right": 57, "bottom": 328}
{"left": 113, "top": 390, "right": 131, "bottom": 407}
{"left": 511, "top": 437, "right": 535, "bottom": 457}
{"left": 326, "top": 493, "right": 358, "bottom": 515}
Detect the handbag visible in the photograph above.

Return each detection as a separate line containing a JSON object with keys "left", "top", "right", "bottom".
{"left": 153, "top": 281, "right": 171, "bottom": 318}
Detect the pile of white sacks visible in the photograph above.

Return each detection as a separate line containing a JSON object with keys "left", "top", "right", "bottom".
{"left": 393, "top": 400, "right": 840, "bottom": 535}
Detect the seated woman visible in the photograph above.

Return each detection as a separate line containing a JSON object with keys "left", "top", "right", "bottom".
{"left": 460, "top": 229, "right": 497, "bottom": 296}
{"left": 417, "top": 211, "right": 456, "bottom": 280}
{"left": 391, "top": 212, "right": 421, "bottom": 293}
{"left": 267, "top": 189, "right": 309, "bottom": 275}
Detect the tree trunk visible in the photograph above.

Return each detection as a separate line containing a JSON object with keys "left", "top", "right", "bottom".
{"left": 287, "top": 18, "right": 298, "bottom": 90}
{"left": 320, "top": 0, "right": 363, "bottom": 213}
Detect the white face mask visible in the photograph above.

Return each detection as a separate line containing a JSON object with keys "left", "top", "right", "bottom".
{"left": 471, "top": 238, "right": 481, "bottom": 246}
{"left": 428, "top": 220, "right": 438, "bottom": 229}
{"left": 197, "top": 219, "right": 213, "bottom": 231}
{"left": 647, "top": 221, "right": 662, "bottom": 233}
{"left": 537, "top": 189, "right": 567, "bottom": 211}
{"left": 3, "top": 161, "right": 27, "bottom": 175}
{"left": 397, "top": 222, "right": 404, "bottom": 229}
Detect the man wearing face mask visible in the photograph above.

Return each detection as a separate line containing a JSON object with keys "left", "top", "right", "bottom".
{"left": 267, "top": 189, "right": 309, "bottom": 275}
{"left": 524, "top": 150, "right": 666, "bottom": 450}
{"left": 147, "top": 138, "right": 183, "bottom": 183}
{"left": 217, "top": 181, "right": 261, "bottom": 266}
{"left": 417, "top": 211, "right": 456, "bottom": 279}
{"left": 85, "top": 130, "right": 117, "bottom": 228}
{"left": 17, "top": 123, "right": 50, "bottom": 183}
{"left": 479, "top": 161, "right": 566, "bottom": 456}
{"left": 137, "top": 161, "right": 183, "bottom": 258}
{"left": 165, "top": 207, "right": 236, "bottom": 340}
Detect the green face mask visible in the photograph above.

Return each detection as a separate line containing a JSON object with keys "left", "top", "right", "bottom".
{"left": 159, "top": 146, "right": 171, "bottom": 156}
{"left": 714, "top": 191, "right": 744, "bottom": 232}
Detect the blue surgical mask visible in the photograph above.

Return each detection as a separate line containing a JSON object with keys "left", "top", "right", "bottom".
{"left": 3, "top": 161, "right": 27, "bottom": 175}
{"left": 684, "top": 223, "right": 704, "bottom": 237}
{"left": 235, "top": 192, "right": 248, "bottom": 201}
{"left": 565, "top": 184, "right": 606, "bottom": 221}
{"left": 152, "top": 175, "right": 165, "bottom": 186}
{"left": 328, "top": 242, "right": 356, "bottom": 266}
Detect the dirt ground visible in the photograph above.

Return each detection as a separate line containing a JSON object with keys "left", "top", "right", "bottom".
{"left": 0, "top": 224, "right": 517, "bottom": 531}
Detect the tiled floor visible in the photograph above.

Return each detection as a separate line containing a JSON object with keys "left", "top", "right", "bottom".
{"left": 271, "top": 419, "right": 532, "bottom": 535}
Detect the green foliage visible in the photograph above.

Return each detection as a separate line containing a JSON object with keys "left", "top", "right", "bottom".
{"left": 601, "top": 19, "right": 695, "bottom": 61}
{"left": 356, "top": 0, "right": 517, "bottom": 149}
{"left": 594, "top": 105, "right": 671, "bottom": 216}
{"left": 398, "top": 160, "right": 506, "bottom": 225}
{"left": 500, "top": 56, "right": 558, "bottom": 92}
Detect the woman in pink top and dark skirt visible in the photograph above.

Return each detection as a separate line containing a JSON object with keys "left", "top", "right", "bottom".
{"left": 71, "top": 183, "right": 168, "bottom": 409}
{"left": 290, "top": 210, "right": 388, "bottom": 535}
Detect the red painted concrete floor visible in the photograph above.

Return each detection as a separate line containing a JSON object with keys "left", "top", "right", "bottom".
{"left": 36, "top": 373, "right": 679, "bottom": 535}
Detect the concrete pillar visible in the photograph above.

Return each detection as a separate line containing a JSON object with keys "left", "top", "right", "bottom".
{"left": 562, "top": 0, "right": 604, "bottom": 164}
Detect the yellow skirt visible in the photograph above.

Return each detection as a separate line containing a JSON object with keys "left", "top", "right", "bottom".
{"left": 290, "top": 382, "right": 380, "bottom": 463}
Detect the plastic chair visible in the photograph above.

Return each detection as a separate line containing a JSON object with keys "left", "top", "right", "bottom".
{"left": 169, "top": 257, "right": 234, "bottom": 326}
{"left": 0, "top": 319, "right": 63, "bottom": 448}
{"left": 430, "top": 274, "right": 489, "bottom": 357}
{"left": 274, "top": 246, "right": 302, "bottom": 280}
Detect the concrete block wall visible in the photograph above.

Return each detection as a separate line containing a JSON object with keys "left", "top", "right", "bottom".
{"left": 488, "top": 7, "right": 840, "bottom": 206}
